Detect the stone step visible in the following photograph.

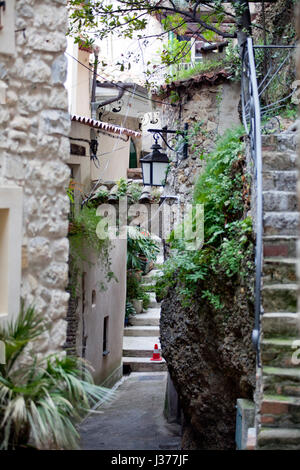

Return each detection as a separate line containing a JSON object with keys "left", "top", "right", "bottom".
{"left": 261, "top": 338, "right": 299, "bottom": 368}
{"left": 262, "top": 133, "right": 298, "bottom": 152}
{"left": 262, "top": 170, "right": 297, "bottom": 192}
{"left": 263, "top": 191, "right": 298, "bottom": 212}
{"left": 122, "top": 357, "right": 167, "bottom": 372}
{"left": 262, "top": 313, "right": 300, "bottom": 338}
{"left": 264, "top": 212, "right": 299, "bottom": 236}
{"left": 149, "top": 292, "right": 160, "bottom": 308}
{"left": 263, "top": 367, "right": 300, "bottom": 397}
{"left": 130, "top": 308, "right": 160, "bottom": 326}
{"left": 263, "top": 258, "right": 297, "bottom": 285}
{"left": 260, "top": 395, "right": 300, "bottom": 429}
{"left": 124, "top": 325, "right": 160, "bottom": 337}
{"left": 263, "top": 235, "right": 297, "bottom": 258}
{"left": 142, "top": 269, "right": 162, "bottom": 284}
{"left": 262, "top": 151, "right": 297, "bottom": 171}
{"left": 262, "top": 284, "right": 298, "bottom": 313}
{"left": 123, "top": 336, "right": 161, "bottom": 357}
{"left": 257, "top": 427, "right": 300, "bottom": 450}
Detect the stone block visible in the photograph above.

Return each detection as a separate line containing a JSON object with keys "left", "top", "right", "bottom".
{"left": 40, "top": 110, "right": 70, "bottom": 136}
{"left": 235, "top": 399, "right": 255, "bottom": 450}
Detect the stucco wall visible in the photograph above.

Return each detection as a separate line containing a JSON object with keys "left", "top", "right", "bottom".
{"left": 75, "top": 239, "right": 127, "bottom": 385}
{"left": 91, "top": 131, "right": 131, "bottom": 182}
{"left": 0, "top": 0, "right": 70, "bottom": 355}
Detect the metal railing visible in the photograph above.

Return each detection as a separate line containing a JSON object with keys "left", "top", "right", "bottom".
{"left": 241, "top": 37, "right": 263, "bottom": 359}
{"left": 241, "top": 38, "right": 296, "bottom": 362}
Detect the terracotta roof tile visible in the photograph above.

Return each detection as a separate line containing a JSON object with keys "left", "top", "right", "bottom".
{"left": 71, "top": 114, "right": 141, "bottom": 138}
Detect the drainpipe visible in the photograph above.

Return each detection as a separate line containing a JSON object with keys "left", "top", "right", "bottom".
{"left": 90, "top": 46, "right": 100, "bottom": 160}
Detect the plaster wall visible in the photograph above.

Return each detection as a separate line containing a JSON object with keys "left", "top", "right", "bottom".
{"left": 76, "top": 239, "right": 127, "bottom": 385}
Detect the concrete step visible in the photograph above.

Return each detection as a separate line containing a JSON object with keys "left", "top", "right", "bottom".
{"left": 260, "top": 395, "right": 300, "bottom": 429}
{"left": 262, "top": 283, "right": 298, "bottom": 313}
{"left": 257, "top": 427, "right": 300, "bottom": 450}
{"left": 122, "top": 357, "right": 167, "bottom": 372}
{"left": 262, "top": 151, "right": 297, "bottom": 171}
{"left": 264, "top": 212, "right": 299, "bottom": 236}
{"left": 263, "top": 367, "right": 300, "bottom": 397}
{"left": 262, "top": 170, "right": 297, "bottom": 192}
{"left": 262, "top": 313, "right": 300, "bottom": 338}
{"left": 263, "top": 258, "right": 297, "bottom": 285}
{"left": 263, "top": 235, "right": 298, "bottom": 258}
{"left": 263, "top": 191, "right": 298, "bottom": 212}
{"left": 123, "top": 336, "right": 161, "bottom": 357}
{"left": 261, "top": 337, "right": 300, "bottom": 367}
{"left": 124, "top": 325, "right": 160, "bottom": 337}
{"left": 130, "top": 308, "right": 160, "bottom": 326}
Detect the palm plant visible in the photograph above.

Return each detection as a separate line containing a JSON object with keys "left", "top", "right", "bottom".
{"left": 0, "top": 302, "right": 113, "bottom": 450}
{"left": 127, "top": 226, "right": 160, "bottom": 270}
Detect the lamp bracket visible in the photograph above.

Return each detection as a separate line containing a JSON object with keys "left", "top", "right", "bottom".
{"left": 147, "top": 123, "right": 189, "bottom": 159}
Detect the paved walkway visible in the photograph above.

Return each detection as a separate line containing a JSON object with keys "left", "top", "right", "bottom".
{"left": 80, "top": 372, "right": 181, "bottom": 450}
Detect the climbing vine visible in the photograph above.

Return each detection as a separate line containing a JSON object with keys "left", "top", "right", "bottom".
{"left": 68, "top": 204, "right": 115, "bottom": 296}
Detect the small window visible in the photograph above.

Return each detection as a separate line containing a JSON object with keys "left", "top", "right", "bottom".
{"left": 91, "top": 290, "right": 96, "bottom": 308}
{"left": 103, "top": 316, "right": 109, "bottom": 357}
{"left": 0, "top": 0, "right": 15, "bottom": 55}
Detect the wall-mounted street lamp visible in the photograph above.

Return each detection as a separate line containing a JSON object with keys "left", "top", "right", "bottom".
{"left": 140, "top": 124, "right": 189, "bottom": 187}
{"left": 140, "top": 136, "right": 170, "bottom": 187}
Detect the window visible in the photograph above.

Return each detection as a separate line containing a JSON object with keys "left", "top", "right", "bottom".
{"left": 0, "top": 0, "right": 15, "bottom": 55}
{"left": 103, "top": 316, "right": 109, "bottom": 356}
{"left": 0, "top": 186, "right": 23, "bottom": 323}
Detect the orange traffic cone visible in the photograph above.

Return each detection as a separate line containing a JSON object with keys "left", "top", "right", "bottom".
{"left": 150, "top": 344, "right": 162, "bottom": 361}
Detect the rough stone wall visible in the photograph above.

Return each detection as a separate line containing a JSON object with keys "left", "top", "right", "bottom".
{"left": 160, "top": 269, "right": 256, "bottom": 449}
{"left": 0, "top": 0, "right": 70, "bottom": 355}
{"left": 157, "top": 77, "right": 256, "bottom": 449}
{"left": 159, "top": 80, "right": 240, "bottom": 203}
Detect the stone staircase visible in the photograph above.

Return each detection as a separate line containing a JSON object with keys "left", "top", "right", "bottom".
{"left": 122, "top": 256, "right": 168, "bottom": 373}
{"left": 256, "top": 133, "right": 300, "bottom": 450}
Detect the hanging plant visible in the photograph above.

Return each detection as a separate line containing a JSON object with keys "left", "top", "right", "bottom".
{"left": 68, "top": 204, "right": 115, "bottom": 296}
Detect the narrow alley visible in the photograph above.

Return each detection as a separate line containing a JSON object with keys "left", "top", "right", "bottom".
{"left": 80, "top": 254, "right": 181, "bottom": 450}
{"left": 80, "top": 372, "right": 181, "bottom": 450}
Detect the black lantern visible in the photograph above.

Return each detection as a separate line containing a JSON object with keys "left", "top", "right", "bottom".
{"left": 140, "top": 137, "right": 170, "bottom": 187}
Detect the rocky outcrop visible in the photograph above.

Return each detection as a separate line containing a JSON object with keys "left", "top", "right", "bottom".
{"left": 160, "top": 267, "right": 256, "bottom": 450}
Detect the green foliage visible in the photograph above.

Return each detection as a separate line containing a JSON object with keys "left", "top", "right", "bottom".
{"left": 167, "top": 58, "right": 227, "bottom": 83}
{"left": 159, "top": 38, "right": 192, "bottom": 67}
{"left": 127, "top": 226, "right": 160, "bottom": 271}
{"left": 125, "top": 301, "right": 136, "bottom": 319}
{"left": 116, "top": 177, "right": 128, "bottom": 197}
{"left": 126, "top": 271, "right": 150, "bottom": 309}
{"left": 68, "top": 1, "right": 236, "bottom": 42}
{"left": 0, "top": 303, "right": 113, "bottom": 449}
{"left": 127, "top": 183, "right": 143, "bottom": 203}
{"left": 156, "top": 127, "right": 254, "bottom": 306}
{"left": 68, "top": 204, "right": 113, "bottom": 295}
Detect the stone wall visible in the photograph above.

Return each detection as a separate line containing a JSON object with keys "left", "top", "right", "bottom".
{"left": 0, "top": 0, "right": 70, "bottom": 355}
{"left": 158, "top": 78, "right": 240, "bottom": 203}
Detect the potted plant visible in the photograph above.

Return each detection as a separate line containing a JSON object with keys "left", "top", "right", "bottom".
{"left": 125, "top": 301, "right": 136, "bottom": 326}
{"left": 127, "top": 227, "right": 160, "bottom": 274}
